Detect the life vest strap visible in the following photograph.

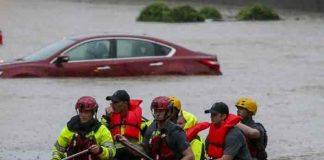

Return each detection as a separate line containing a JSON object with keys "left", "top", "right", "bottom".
{"left": 110, "top": 123, "right": 141, "bottom": 129}
{"left": 209, "top": 142, "right": 223, "bottom": 148}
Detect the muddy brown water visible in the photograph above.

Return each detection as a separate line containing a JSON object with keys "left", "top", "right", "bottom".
{"left": 1, "top": 0, "right": 324, "bottom": 159}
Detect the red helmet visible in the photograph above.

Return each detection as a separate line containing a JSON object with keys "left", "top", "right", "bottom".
{"left": 75, "top": 96, "right": 98, "bottom": 112}
{"left": 150, "top": 96, "right": 172, "bottom": 110}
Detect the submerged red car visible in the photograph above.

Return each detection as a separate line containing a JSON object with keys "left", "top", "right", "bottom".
{"left": 0, "top": 34, "right": 221, "bottom": 78}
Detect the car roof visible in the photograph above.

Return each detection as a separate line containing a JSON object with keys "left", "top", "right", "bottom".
{"left": 68, "top": 33, "right": 167, "bottom": 43}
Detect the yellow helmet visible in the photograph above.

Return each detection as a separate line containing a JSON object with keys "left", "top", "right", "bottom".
{"left": 168, "top": 96, "right": 181, "bottom": 111}
{"left": 235, "top": 98, "right": 257, "bottom": 115}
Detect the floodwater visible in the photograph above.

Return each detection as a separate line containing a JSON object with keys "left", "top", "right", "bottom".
{"left": 1, "top": 0, "right": 324, "bottom": 159}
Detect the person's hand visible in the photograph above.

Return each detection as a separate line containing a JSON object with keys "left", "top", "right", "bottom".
{"left": 89, "top": 144, "right": 102, "bottom": 155}
{"left": 114, "top": 134, "right": 128, "bottom": 143}
{"left": 105, "top": 106, "right": 114, "bottom": 115}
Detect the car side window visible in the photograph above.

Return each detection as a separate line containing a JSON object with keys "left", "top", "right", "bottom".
{"left": 156, "top": 44, "right": 171, "bottom": 56}
{"left": 132, "top": 40, "right": 155, "bottom": 57}
{"left": 65, "top": 40, "right": 111, "bottom": 61}
{"left": 116, "top": 39, "right": 133, "bottom": 58}
{"left": 116, "top": 39, "right": 172, "bottom": 58}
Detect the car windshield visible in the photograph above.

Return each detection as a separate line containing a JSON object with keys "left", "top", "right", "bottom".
{"left": 23, "top": 39, "right": 76, "bottom": 61}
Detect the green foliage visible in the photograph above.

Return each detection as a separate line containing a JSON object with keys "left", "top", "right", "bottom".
{"left": 137, "top": 3, "right": 205, "bottom": 23}
{"left": 170, "top": 5, "right": 205, "bottom": 22}
{"left": 236, "top": 3, "right": 280, "bottom": 20}
{"left": 137, "top": 2, "right": 173, "bottom": 22}
{"left": 199, "top": 6, "right": 222, "bottom": 20}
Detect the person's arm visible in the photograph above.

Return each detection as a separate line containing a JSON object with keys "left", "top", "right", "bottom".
{"left": 96, "top": 125, "right": 116, "bottom": 159}
{"left": 222, "top": 128, "right": 246, "bottom": 160}
{"left": 236, "top": 122, "right": 260, "bottom": 139}
{"left": 173, "top": 127, "right": 194, "bottom": 160}
{"left": 181, "top": 147, "right": 194, "bottom": 160}
{"left": 51, "top": 126, "right": 74, "bottom": 160}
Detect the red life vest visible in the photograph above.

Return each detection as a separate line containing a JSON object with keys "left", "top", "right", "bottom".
{"left": 109, "top": 99, "right": 142, "bottom": 140}
{"left": 67, "top": 133, "right": 99, "bottom": 160}
{"left": 150, "top": 133, "right": 176, "bottom": 160}
{"left": 146, "top": 121, "right": 183, "bottom": 160}
{"left": 185, "top": 122, "right": 211, "bottom": 141}
{"left": 207, "top": 114, "right": 242, "bottom": 159}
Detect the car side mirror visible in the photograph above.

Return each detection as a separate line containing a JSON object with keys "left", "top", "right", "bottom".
{"left": 54, "top": 55, "right": 69, "bottom": 66}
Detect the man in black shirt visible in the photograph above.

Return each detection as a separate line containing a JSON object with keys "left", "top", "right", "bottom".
{"left": 235, "top": 98, "right": 268, "bottom": 160}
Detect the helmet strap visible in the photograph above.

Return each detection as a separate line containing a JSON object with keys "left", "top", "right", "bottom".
{"left": 152, "top": 109, "right": 170, "bottom": 122}
{"left": 164, "top": 109, "right": 170, "bottom": 120}
{"left": 94, "top": 111, "right": 98, "bottom": 120}
{"left": 76, "top": 109, "right": 97, "bottom": 119}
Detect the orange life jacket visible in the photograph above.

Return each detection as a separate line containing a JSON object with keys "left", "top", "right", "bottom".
{"left": 185, "top": 122, "right": 211, "bottom": 141}
{"left": 207, "top": 114, "right": 241, "bottom": 159}
{"left": 109, "top": 99, "right": 142, "bottom": 140}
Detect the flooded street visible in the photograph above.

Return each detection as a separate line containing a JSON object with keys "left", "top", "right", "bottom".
{"left": 1, "top": 0, "right": 324, "bottom": 159}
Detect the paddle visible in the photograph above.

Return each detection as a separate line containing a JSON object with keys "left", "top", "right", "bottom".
{"left": 62, "top": 148, "right": 90, "bottom": 160}
{"left": 115, "top": 135, "right": 153, "bottom": 160}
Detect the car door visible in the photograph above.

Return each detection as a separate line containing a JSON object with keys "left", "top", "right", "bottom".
{"left": 113, "top": 38, "right": 176, "bottom": 76}
{"left": 48, "top": 39, "right": 124, "bottom": 77}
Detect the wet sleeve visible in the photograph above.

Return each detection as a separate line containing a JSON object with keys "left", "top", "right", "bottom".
{"left": 173, "top": 129, "right": 191, "bottom": 153}
{"left": 223, "top": 129, "right": 244, "bottom": 156}
{"left": 51, "top": 126, "right": 73, "bottom": 160}
{"left": 141, "top": 129, "right": 152, "bottom": 156}
{"left": 96, "top": 125, "right": 116, "bottom": 159}
{"left": 253, "top": 123, "right": 265, "bottom": 138}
